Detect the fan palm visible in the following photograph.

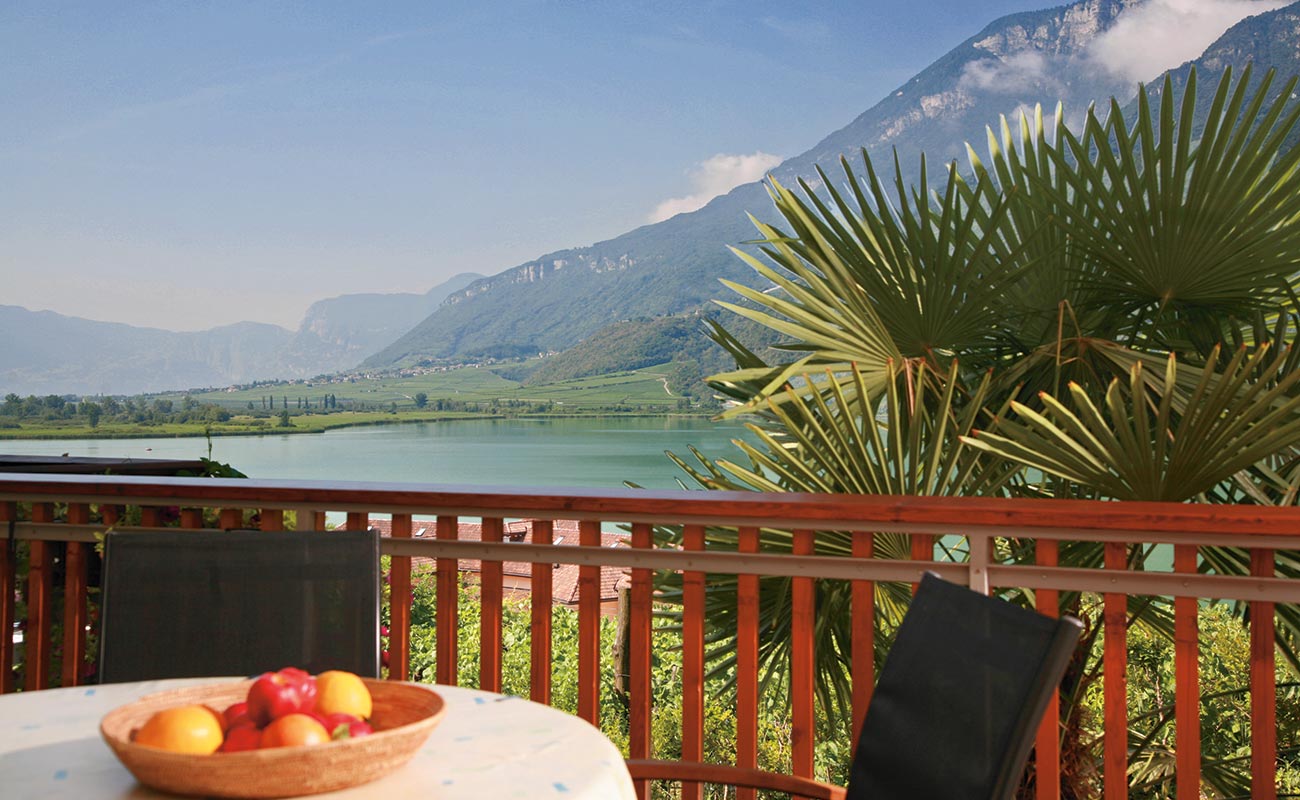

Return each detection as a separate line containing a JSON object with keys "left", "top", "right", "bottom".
{"left": 670, "top": 64, "right": 1300, "bottom": 796}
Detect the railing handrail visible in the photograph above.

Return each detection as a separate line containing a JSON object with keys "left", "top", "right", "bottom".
{"left": 4, "top": 472, "right": 1300, "bottom": 536}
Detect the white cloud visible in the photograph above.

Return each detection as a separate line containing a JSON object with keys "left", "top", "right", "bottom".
{"left": 955, "top": 0, "right": 1285, "bottom": 100}
{"left": 959, "top": 51, "right": 1064, "bottom": 94}
{"left": 1089, "top": 0, "right": 1289, "bottom": 83}
{"left": 648, "top": 151, "right": 783, "bottom": 223}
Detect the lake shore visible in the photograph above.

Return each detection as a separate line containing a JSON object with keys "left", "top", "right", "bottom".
{"left": 0, "top": 408, "right": 714, "bottom": 442}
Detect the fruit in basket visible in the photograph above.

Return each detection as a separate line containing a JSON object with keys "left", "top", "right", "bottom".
{"left": 133, "top": 705, "right": 225, "bottom": 754}
{"left": 246, "top": 667, "right": 317, "bottom": 726}
{"left": 321, "top": 712, "right": 373, "bottom": 740}
{"left": 221, "top": 701, "right": 251, "bottom": 730}
{"left": 259, "top": 713, "right": 331, "bottom": 748}
{"left": 218, "top": 723, "right": 262, "bottom": 753}
{"left": 315, "top": 670, "right": 372, "bottom": 719}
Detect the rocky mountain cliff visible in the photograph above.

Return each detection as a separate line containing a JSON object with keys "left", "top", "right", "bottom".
{"left": 365, "top": 0, "right": 1191, "bottom": 368}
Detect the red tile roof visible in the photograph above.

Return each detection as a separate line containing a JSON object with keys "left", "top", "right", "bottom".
{"left": 367, "top": 518, "right": 630, "bottom": 605}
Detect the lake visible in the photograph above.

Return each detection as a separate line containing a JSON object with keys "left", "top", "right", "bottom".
{"left": 0, "top": 417, "right": 756, "bottom": 490}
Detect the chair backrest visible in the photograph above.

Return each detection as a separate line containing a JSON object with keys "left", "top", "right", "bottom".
{"left": 846, "top": 573, "right": 1083, "bottom": 800}
{"left": 98, "top": 529, "right": 380, "bottom": 683}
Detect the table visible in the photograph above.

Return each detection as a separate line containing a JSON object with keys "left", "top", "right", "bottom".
{"left": 0, "top": 678, "right": 636, "bottom": 799}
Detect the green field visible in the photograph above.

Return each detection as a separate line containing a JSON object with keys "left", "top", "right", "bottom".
{"left": 174, "top": 363, "right": 682, "bottom": 412}
{"left": 0, "top": 363, "right": 696, "bottom": 440}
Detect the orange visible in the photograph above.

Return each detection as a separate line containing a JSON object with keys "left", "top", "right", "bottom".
{"left": 133, "top": 705, "right": 225, "bottom": 754}
{"left": 315, "top": 670, "right": 372, "bottom": 719}
{"left": 259, "top": 713, "right": 331, "bottom": 748}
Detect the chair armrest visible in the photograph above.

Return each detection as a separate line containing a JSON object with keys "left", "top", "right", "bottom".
{"left": 625, "top": 759, "right": 847, "bottom": 800}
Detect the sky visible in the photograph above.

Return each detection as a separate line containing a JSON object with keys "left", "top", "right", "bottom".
{"left": 0, "top": 1, "right": 1278, "bottom": 331}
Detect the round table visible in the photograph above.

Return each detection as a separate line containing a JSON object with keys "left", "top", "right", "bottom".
{"left": 0, "top": 678, "right": 636, "bottom": 799}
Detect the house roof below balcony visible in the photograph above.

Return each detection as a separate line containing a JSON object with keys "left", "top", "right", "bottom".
{"left": 367, "top": 517, "right": 630, "bottom": 605}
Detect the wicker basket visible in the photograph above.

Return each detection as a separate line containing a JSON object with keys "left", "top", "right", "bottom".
{"left": 100, "top": 678, "right": 445, "bottom": 798}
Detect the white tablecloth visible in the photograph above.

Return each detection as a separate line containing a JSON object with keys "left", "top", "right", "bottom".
{"left": 0, "top": 678, "right": 636, "bottom": 799}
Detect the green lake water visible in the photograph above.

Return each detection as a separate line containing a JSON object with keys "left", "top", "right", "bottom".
{"left": 0, "top": 417, "right": 755, "bottom": 490}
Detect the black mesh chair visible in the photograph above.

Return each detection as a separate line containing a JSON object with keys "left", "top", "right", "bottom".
{"left": 627, "top": 572, "right": 1083, "bottom": 800}
{"left": 98, "top": 529, "right": 380, "bottom": 683}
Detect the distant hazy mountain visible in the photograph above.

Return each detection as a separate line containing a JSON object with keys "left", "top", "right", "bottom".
{"left": 365, "top": 0, "right": 1189, "bottom": 369}
{"left": 0, "top": 307, "right": 293, "bottom": 396}
{"left": 283, "top": 272, "right": 483, "bottom": 374}
{"left": 1, "top": 272, "right": 483, "bottom": 396}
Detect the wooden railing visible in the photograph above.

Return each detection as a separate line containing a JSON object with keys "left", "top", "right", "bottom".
{"left": 1, "top": 473, "right": 1297, "bottom": 799}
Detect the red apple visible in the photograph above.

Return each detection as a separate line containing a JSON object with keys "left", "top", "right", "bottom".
{"left": 246, "top": 667, "right": 317, "bottom": 726}
{"left": 219, "top": 723, "right": 262, "bottom": 753}
{"left": 321, "top": 712, "right": 373, "bottom": 740}
{"left": 222, "top": 702, "right": 251, "bottom": 729}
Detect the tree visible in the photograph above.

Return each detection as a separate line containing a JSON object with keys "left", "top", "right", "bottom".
{"left": 277, "top": 409, "right": 291, "bottom": 428}
{"left": 414, "top": 392, "right": 428, "bottom": 409}
{"left": 81, "top": 402, "right": 102, "bottom": 429}
{"left": 674, "top": 66, "right": 1300, "bottom": 796}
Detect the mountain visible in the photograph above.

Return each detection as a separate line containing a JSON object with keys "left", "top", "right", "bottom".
{"left": 365, "top": 0, "right": 1193, "bottom": 369}
{"left": 282, "top": 272, "right": 483, "bottom": 374}
{"left": 0, "top": 307, "right": 293, "bottom": 396}
{"left": 0, "top": 272, "right": 484, "bottom": 396}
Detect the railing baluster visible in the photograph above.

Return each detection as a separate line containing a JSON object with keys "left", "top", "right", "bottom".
{"left": 1034, "top": 538, "right": 1061, "bottom": 800}
{"left": 219, "top": 508, "right": 243, "bottom": 529}
{"left": 735, "top": 526, "right": 759, "bottom": 800}
{"left": 851, "top": 530, "right": 874, "bottom": 755}
{"left": 344, "top": 512, "right": 368, "bottom": 531}
{"left": 1103, "top": 541, "right": 1128, "bottom": 800}
{"left": 791, "top": 528, "right": 815, "bottom": 780}
{"left": 628, "top": 522, "right": 652, "bottom": 800}
{"left": 260, "top": 509, "right": 284, "bottom": 530}
{"left": 1174, "top": 543, "right": 1200, "bottom": 800}
{"left": 577, "top": 520, "right": 601, "bottom": 725}
{"left": 389, "top": 513, "right": 412, "bottom": 681}
{"left": 0, "top": 501, "right": 16, "bottom": 694}
{"left": 61, "top": 503, "right": 90, "bottom": 687}
{"left": 26, "top": 503, "right": 54, "bottom": 690}
{"left": 140, "top": 506, "right": 161, "bottom": 527}
{"left": 681, "top": 524, "right": 705, "bottom": 800}
{"left": 480, "top": 516, "right": 503, "bottom": 693}
{"left": 1251, "top": 546, "right": 1277, "bottom": 800}
{"left": 530, "top": 520, "right": 553, "bottom": 705}
{"left": 180, "top": 508, "right": 203, "bottom": 528}
{"left": 436, "top": 515, "right": 459, "bottom": 686}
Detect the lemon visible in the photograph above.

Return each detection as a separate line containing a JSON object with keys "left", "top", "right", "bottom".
{"left": 133, "top": 705, "right": 224, "bottom": 754}
{"left": 314, "top": 670, "right": 372, "bottom": 719}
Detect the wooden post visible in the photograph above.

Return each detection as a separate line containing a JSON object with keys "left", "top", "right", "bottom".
{"left": 791, "top": 529, "right": 816, "bottom": 779}
{"left": 435, "top": 515, "right": 458, "bottom": 685}
{"left": 1174, "top": 544, "right": 1200, "bottom": 800}
{"left": 681, "top": 524, "right": 705, "bottom": 800}
{"left": 61, "top": 504, "right": 90, "bottom": 687}
{"left": 577, "top": 520, "right": 601, "bottom": 725}
{"left": 479, "top": 517, "right": 503, "bottom": 693}
{"left": 628, "top": 523, "right": 652, "bottom": 800}
{"left": 0, "top": 502, "right": 16, "bottom": 694}
{"left": 530, "top": 520, "right": 553, "bottom": 705}
{"left": 26, "top": 503, "right": 55, "bottom": 690}
{"left": 388, "top": 514, "right": 412, "bottom": 681}
{"left": 1103, "top": 542, "right": 1128, "bottom": 800}
{"left": 1251, "top": 547, "right": 1277, "bottom": 799}
{"left": 1034, "top": 538, "right": 1061, "bottom": 800}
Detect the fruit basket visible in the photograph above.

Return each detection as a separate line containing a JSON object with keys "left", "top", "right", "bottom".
{"left": 100, "top": 678, "right": 445, "bottom": 798}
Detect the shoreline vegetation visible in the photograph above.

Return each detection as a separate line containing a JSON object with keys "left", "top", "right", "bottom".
{"left": 0, "top": 361, "right": 713, "bottom": 442}
{"left": 0, "top": 408, "right": 711, "bottom": 441}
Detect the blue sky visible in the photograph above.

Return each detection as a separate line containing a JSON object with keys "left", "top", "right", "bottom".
{"left": 2, "top": 1, "right": 1059, "bottom": 331}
